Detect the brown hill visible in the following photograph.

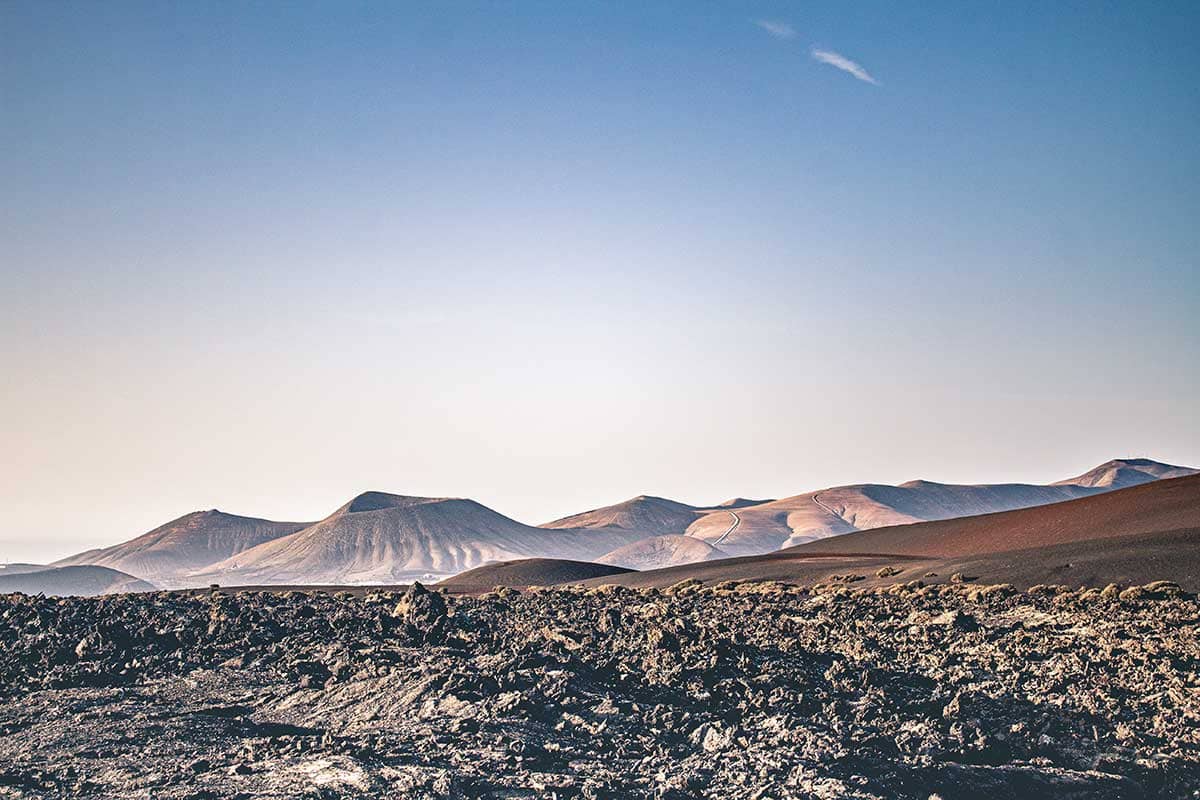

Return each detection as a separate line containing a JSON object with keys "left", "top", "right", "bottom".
{"left": 195, "top": 492, "right": 645, "bottom": 586}
{"left": 55, "top": 510, "right": 310, "bottom": 587}
{"left": 0, "top": 565, "right": 155, "bottom": 596}
{"left": 795, "top": 472, "right": 1200, "bottom": 559}
{"left": 682, "top": 458, "right": 1195, "bottom": 556}
{"left": 598, "top": 535, "right": 726, "bottom": 570}
{"left": 436, "top": 558, "right": 633, "bottom": 592}
{"left": 579, "top": 474, "right": 1200, "bottom": 591}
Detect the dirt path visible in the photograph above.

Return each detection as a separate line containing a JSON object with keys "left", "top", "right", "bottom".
{"left": 712, "top": 510, "right": 740, "bottom": 546}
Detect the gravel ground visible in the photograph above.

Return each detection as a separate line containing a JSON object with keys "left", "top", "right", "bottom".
{"left": 1, "top": 579, "right": 1198, "bottom": 799}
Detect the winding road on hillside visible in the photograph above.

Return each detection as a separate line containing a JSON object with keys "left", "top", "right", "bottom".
{"left": 811, "top": 493, "right": 845, "bottom": 526}
{"left": 712, "top": 510, "right": 741, "bottom": 546}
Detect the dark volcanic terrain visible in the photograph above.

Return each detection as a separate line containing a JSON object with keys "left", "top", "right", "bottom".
{"left": 2, "top": 580, "right": 1198, "bottom": 799}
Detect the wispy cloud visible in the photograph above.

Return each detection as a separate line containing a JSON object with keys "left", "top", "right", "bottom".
{"left": 810, "top": 48, "right": 879, "bottom": 85}
{"left": 753, "top": 19, "right": 796, "bottom": 40}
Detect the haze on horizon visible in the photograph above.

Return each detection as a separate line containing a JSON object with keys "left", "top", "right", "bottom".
{"left": 2, "top": 1, "right": 1198, "bottom": 563}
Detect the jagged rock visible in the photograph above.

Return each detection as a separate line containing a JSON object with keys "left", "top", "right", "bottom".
{"left": 928, "top": 610, "right": 979, "bottom": 632}
{"left": 0, "top": 583, "right": 1196, "bottom": 798}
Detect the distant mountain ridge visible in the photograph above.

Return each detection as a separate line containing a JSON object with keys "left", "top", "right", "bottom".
{"left": 50, "top": 457, "right": 1196, "bottom": 588}
{"left": 681, "top": 458, "right": 1197, "bottom": 557}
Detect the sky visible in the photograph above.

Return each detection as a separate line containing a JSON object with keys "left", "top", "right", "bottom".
{"left": 2, "top": 1, "right": 1198, "bottom": 562}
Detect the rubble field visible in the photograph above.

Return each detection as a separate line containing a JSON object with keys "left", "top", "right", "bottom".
{"left": 1, "top": 579, "right": 1198, "bottom": 799}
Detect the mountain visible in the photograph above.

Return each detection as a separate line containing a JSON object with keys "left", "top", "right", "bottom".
{"left": 575, "top": 473, "right": 1200, "bottom": 591}
{"left": 598, "top": 535, "right": 726, "bottom": 570}
{"left": 680, "top": 458, "right": 1197, "bottom": 557}
{"left": 437, "top": 558, "right": 633, "bottom": 592}
{"left": 193, "top": 492, "right": 646, "bottom": 585}
{"left": 1052, "top": 458, "right": 1196, "bottom": 489}
{"left": 52, "top": 457, "right": 1196, "bottom": 585}
{"left": 541, "top": 495, "right": 702, "bottom": 537}
{"left": 55, "top": 510, "right": 311, "bottom": 587}
{"left": 0, "top": 565, "right": 155, "bottom": 596}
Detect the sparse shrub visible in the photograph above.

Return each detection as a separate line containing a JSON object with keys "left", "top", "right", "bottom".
{"left": 966, "top": 583, "right": 1015, "bottom": 601}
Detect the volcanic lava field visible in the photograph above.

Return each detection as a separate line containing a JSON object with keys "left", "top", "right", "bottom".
{"left": 2, "top": 579, "right": 1198, "bottom": 799}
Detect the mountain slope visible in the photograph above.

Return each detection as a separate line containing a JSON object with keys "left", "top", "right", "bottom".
{"left": 598, "top": 534, "right": 726, "bottom": 570}
{"left": 196, "top": 492, "right": 646, "bottom": 585}
{"left": 0, "top": 565, "right": 155, "bottom": 596}
{"left": 55, "top": 510, "right": 311, "bottom": 587}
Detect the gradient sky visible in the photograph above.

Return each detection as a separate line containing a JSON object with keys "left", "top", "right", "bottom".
{"left": 2, "top": 1, "right": 1198, "bottom": 563}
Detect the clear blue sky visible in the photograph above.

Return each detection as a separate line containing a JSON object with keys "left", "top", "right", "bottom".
{"left": 2, "top": 1, "right": 1198, "bottom": 561}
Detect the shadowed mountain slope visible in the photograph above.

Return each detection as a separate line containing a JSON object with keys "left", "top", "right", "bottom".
{"left": 436, "top": 558, "right": 633, "bottom": 591}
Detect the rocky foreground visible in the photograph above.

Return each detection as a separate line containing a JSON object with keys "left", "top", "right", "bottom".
{"left": 1, "top": 580, "right": 1198, "bottom": 799}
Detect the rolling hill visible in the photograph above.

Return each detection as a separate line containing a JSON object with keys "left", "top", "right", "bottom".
{"left": 54, "top": 510, "right": 311, "bottom": 588}
{"left": 0, "top": 565, "right": 155, "bottom": 596}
